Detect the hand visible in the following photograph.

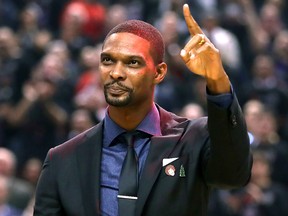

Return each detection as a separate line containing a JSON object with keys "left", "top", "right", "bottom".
{"left": 246, "top": 183, "right": 264, "bottom": 203}
{"left": 180, "top": 4, "right": 230, "bottom": 94}
{"left": 23, "top": 82, "right": 39, "bottom": 102}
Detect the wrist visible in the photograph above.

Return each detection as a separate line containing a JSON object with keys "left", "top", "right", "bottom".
{"left": 206, "top": 74, "right": 231, "bottom": 95}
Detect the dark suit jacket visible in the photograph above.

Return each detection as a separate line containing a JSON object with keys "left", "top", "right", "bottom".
{"left": 34, "top": 94, "right": 252, "bottom": 216}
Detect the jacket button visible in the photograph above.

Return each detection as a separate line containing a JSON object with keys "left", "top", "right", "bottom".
{"left": 231, "top": 115, "right": 237, "bottom": 127}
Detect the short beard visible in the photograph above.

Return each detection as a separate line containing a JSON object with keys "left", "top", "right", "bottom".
{"left": 104, "top": 81, "right": 133, "bottom": 107}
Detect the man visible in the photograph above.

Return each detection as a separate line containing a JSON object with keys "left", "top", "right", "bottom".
{"left": 33, "top": 4, "right": 252, "bottom": 216}
{"left": 0, "top": 175, "right": 22, "bottom": 216}
{"left": 0, "top": 148, "right": 34, "bottom": 211}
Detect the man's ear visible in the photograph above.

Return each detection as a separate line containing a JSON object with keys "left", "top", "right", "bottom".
{"left": 154, "top": 62, "right": 167, "bottom": 84}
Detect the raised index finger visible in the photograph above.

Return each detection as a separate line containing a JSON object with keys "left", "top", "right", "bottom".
{"left": 183, "top": 4, "right": 204, "bottom": 36}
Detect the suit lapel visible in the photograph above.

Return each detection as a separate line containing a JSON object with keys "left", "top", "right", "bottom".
{"left": 136, "top": 106, "right": 187, "bottom": 215}
{"left": 76, "top": 122, "right": 103, "bottom": 216}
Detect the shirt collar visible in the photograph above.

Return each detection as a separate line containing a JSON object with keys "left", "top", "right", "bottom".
{"left": 103, "top": 103, "right": 161, "bottom": 147}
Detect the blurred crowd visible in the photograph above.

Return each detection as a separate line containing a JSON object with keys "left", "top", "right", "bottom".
{"left": 0, "top": 0, "right": 288, "bottom": 215}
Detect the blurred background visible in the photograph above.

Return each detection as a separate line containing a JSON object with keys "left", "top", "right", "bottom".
{"left": 0, "top": 0, "right": 288, "bottom": 215}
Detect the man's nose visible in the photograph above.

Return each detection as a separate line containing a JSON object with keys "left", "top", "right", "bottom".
{"left": 110, "top": 62, "right": 126, "bottom": 80}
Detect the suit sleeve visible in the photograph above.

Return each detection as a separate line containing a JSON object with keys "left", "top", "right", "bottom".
{"left": 202, "top": 92, "right": 252, "bottom": 188}
{"left": 33, "top": 149, "right": 63, "bottom": 216}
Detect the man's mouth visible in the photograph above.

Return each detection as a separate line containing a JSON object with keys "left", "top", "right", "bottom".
{"left": 105, "top": 83, "right": 132, "bottom": 96}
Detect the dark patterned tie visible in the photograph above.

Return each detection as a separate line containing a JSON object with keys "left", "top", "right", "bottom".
{"left": 118, "top": 131, "right": 138, "bottom": 216}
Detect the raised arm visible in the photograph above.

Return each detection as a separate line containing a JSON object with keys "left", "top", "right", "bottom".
{"left": 180, "top": 4, "right": 252, "bottom": 188}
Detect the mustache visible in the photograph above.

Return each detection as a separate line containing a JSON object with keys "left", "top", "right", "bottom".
{"left": 104, "top": 81, "right": 133, "bottom": 92}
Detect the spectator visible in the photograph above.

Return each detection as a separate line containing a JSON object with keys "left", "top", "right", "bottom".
{"left": 6, "top": 76, "right": 68, "bottom": 168}
{"left": 68, "top": 108, "right": 98, "bottom": 139}
{"left": 208, "top": 151, "right": 288, "bottom": 216}
{"left": 0, "top": 26, "right": 30, "bottom": 148}
{"left": 154, "top": 10, "right": 193, "bottom": 112}
{"left": 60, "top": 0, "right": 106, "bottom": 43}
{"left": 239, "top": 0, "right": 285, "bottom": 53}
{"left": 272, "top": 30, "right": 288, "bottom": 84}
{"left": 243, "top": 99, "right": 288, "bottom": 186}
{"left": 74, "top": 44, "right": 107, "bottom": 120}
{"left": 244, "top": 151, "right": 288, "bottom": 216}
{"left": 200, "top": 10, "right": 242, "bottom": 73}
{"left": 0, "top": 27, "right": 28, "bottom": 103}
{"left": 17, "top": 3, "right": 44, "bottom": 50}
{"left": 46, "top": 40, "right": 79, "bottom": 84}
{"left": 239, "top": 53, "right": 288, "bottom": 137}
{"left": 0, "top": 175, "right": 22, "bottom": 216}
{"left": 242, "top": 99, "right": 265, "bottom": 144}
{"left": 21, "top": 158, "right": 42, "bottom": 187}
{"left": 102, "top": 4, "right": 128, "bottom": 37}
{"left": 250, "top": 109, "right": 288, "bottom": 187}
{"left": 57, "top": 2, "right": 94, "bottom": 61}
{"left": 178, "top": 102, "right": 205, "bottom": 119}
{"left": 0, "top": 0, "right": 19, "bottom": 30}
{"left": 0, "top": 148, "right": 34, "bottom": 211}
{"left": 20, "top": 30, "right": 53, "bottom": 78}
{"left": 32, "top": 52, "right": 75, "bottom": 113}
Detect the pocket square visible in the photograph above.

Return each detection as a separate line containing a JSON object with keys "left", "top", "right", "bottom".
{"left": 162, "top": 157, "right": 179, "bottom": 167}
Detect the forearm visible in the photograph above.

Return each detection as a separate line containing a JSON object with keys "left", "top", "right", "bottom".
{"left": 43, "top": 101, "right": 68, "bottom": 126}
{"left": 242, "top": 0, "right": 268, "bottom": 51}
{"left": 204, "top": 93, "right": 252, "bottom": 188}
{"left": 7, "top": 98, "right": 34, "bottom": 126}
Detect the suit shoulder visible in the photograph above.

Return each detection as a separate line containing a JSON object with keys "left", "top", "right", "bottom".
{"left": 185, "top": 117, "right": 208, "bottom": 134}
{"left": 170, "top": 111, "right": 209, "bottom": 137}
{"left": 50, "top": 124, "right": 100, "bottom": 157}
{"left": 169, "top": 108, "right": 207, "bottom": 129}
{"left": 188, "top": 117, "right": 208, "bottom": 127}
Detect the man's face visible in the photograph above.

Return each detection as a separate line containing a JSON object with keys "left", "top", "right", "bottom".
{"left": 100, "top": 32, "right": 157, "bottom": 108}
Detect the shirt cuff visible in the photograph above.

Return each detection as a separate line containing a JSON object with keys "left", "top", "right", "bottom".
{"left": 206, "top": 86, "right": 233, "bottom": 109}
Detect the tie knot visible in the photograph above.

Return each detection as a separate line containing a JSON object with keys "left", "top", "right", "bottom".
{"left": 121, "top": 131, "right": 139, "bottom": 148}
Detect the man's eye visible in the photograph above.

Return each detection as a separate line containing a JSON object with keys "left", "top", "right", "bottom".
{"left": 102, "top": 57, "right": 112, "bottom": 63}
{"left": 129, "top": 60, "right": 140, "bottom": 65}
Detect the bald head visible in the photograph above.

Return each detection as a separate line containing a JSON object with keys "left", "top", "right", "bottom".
{"left": 0, "top": 148, "right": 17, "bottom": 177}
